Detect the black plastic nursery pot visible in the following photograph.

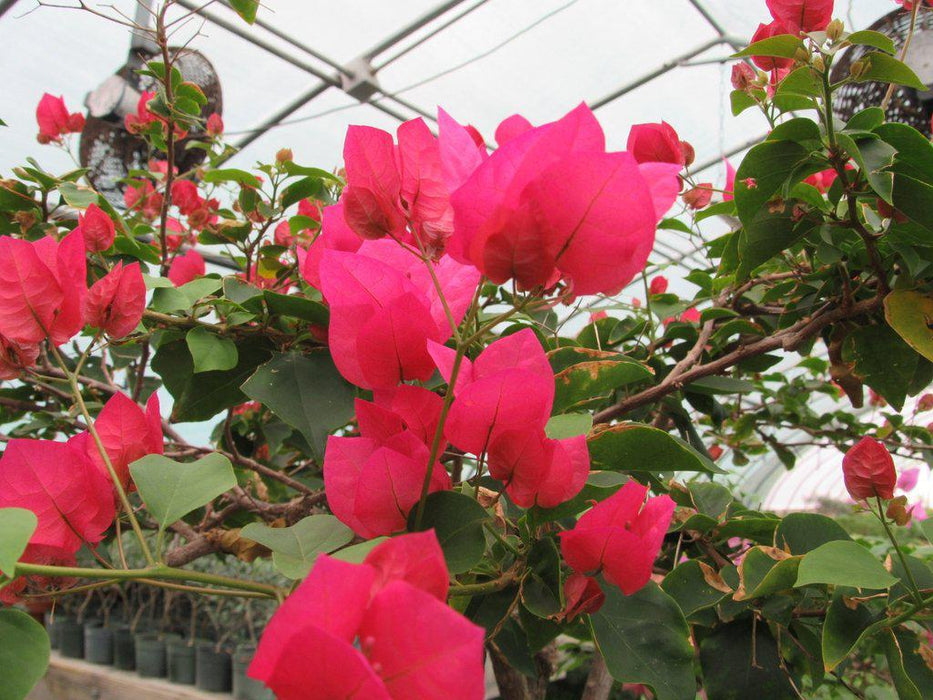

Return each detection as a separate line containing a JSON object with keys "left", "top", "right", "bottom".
{"left": 112, "top": 625, "right": 136, "bottom": 671}
{"left": 167, "top": 638, "right": 197, "bottom": 685}
{"left": 196, "top": 643, "right": 232, "bottom": 693}
{"left": 57, "top": 618, "right": 85, "bottom": 659}
{"left": 232, "top": 644, "right": 274, "bottom": 700}
{"left": 134, "top": 632, "right": 179, "bottom": 678}
{"left": 84, "top": 622, "right": 114, "bottom": 665}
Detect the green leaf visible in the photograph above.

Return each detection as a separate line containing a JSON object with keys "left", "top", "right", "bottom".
{"left": 845, "top": 106, "right": 886, "bottom": 132}
{"left": 735, "top": 205, "right": 821, "bottom": 281}
{"left": 551, "top": 354, "right": 652, "bottom": 413}
{"left": 203, "top": 168, "right": 262, "bottom": 188}
{"left": 185, "top": 327, "right": 238, "bottom": 373}
{"left": 774, "top": 512, "right": 852, "bottom": 554}
{"left": 921, "top": 519, "right": 933, "bottom": 544}
{"left": 330, "top": 537, "right": 387, "bottom": 563}
{"left": 521, "top": 538, "right": 562, "bottom": 618}
{"left": 179, "top": 277, "right": 223, "bottom": 304}
{"left": 843, "top": 324, "right": 918, "bottom": 411}
{"left": 660, "top": 560, "right": 731, "bottom": 616}
{"left": 281, "top": 176, "right": 327, "bottom": 209}
{"left": 735, "top": 547, "right": 801, "bottom": 600}
{"left": 700, "top": 620, "right": 794, "bottom": 700}
{"left": 734, "top": 140, "right": 810, "bottom": 225}
{"left": 228, "top": 0, "right": 258, "bottom": 23}
{"left": 130, "top": 453, "right": 236, "bottom": 533}
{"left": 775, "top": 67, "right": 822, "bottom": 98}
{"left": 885, "top": 290, "right": 933, "bottom": 363}
{"left": 730, "top": 89, "right": 759, "bottom": 116}
{"left": 847, "top": 30, "right": 896, "bottom": 54}
{"left": 544, "top": 413, "right": 592, "bottom": 440}
{"left": 0, "top": 608, "right": 50, "bottom": 700}
{"left": 857, "top": 52, "right": 927, "bottom": 90}
{"left": 591, "top": 582, "right": 695, "bottom": 700}
{"left": 882, "top": 628, "right": 933, "bottom": 700}
{"left": 0, "top": 508, "right": 37, "bottom": 576}
{"left": 152, "top": 336, "right": 272, "bottom": 422}
{"left": 686, "top": 375, "right": 756, "bottom": 395}
{"left": 822, "top": 587, "right": 876, "bottom": 671}
{"left": 795, "top": 540, "right": 898, "bottom": 589}
{"left": 241, "top": 352, "right": 355, "bottom": 458}
{"left": 408, "top": 491, "right": 488, "bottom": 574}
{"left": 732, "top": 34, "right": 803, "bottom": 59}
{"left": 240, "top": 515, "right": 354, "bottom": 579}
{"left": 58, "top": 182, "right": 99, "bottom": 208}
{"left": 588, "top": 423, "right": 720, "bottom": 473}
{"left": 262, "top": 291, "right": 329, "bottom": 325}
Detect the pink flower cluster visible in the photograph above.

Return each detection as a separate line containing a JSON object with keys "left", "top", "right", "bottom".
{"left": 249, "top": 531, "right": 485, "bottom": 700}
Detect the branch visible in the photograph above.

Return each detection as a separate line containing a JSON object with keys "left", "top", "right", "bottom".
{"left": 594, "top": 295, "right": 883, "bottom": 424}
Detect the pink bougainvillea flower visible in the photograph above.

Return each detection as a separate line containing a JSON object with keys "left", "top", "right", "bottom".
{"left": 910, "top": 502, "right": 928, "bottom": 522}
{"left": 319, "top": 246, "right": 478, "bottom": 389}
{"left": 683, "top": 183, "right": 714, "bottom": 210}
{"left": 495, "top": 114, "right": 533, "bottom": 146}
{"left": 0, "top": 434, "right": 116, "bottom": 557}
{"left": 766, "top": 0, "right": 834, "bottom": 33}
{"left": 723, "top": 158, "right": 737, "bottom": 201}
{"left": 708, "top": 444, "right": 724, "bottom": 460}
{"left": 363, "top": 530, "right": 449, "bottom": 601}
{"left": 649, "top": 276, "right": 669, "bottom": 295}
{"left": 679, "top": 307, "right": 701, "bottom": 323}
{"left": 167, "top": 248, "right": 206, "bottom": 286}
{"left": 843, "top": 437, "right": 897, "bottom": 501}
{"left": 898, "top": 467, "right": 920, "bottom": 493}
{"left": 76, "top": 203, "right": 116, "bottom": 253}
{"left": 626, "top": 122, "right": 686, "bottom": 167}
{"left": 449, "top": 103, "right": 679, "bottom": 295}
{"left": 0, "top": 543, "right": 78, "bottom": 604}
{"left": 124, "top": 90, "right": 158, "bottom": 134}
{"left": 560, "top": 573, "right": 605, "bottom": 621}
{"left": 342, "top": 125, "right": 408, "bottom": 241}
{"left": 85, "top": 261, "right": 146, "bottom": 339}
{"left": 0, "top": 334, "right": 39, "bottom": 380}
{"left": 249, "top": 535, "right": 485, "bottom": 700}
{"left": 397, "top": 118, "right": 455, "bottom": 251}
{"left": 171, "top": 179, "right": 204, "bottom": 217}
{"left": 750, "top": 21, "right": 795, "bottom": 71}
{"left": 87, "top": 391, "right": 163, "bottom": 491}
{"left": 362, "top": 384, "right": 445, "bottom": 448}
{"left": 0, "top": 231, "right": 86, "bottom": 346}
{"left": 438, "top": 108, "right": 487, "bottom": 193}
{"left": 206, "top": 112, "right": 224, "bottom": 137}
{"left": 559, "top": 481, "right": 675, "bottom": 595}
{"left": 731, "top": 63, "right": 758, "bottom": 91}
{"left": 299, "top": 200, "right": 364, "bottom": 289}
{"left": 429, "top": 329, "right": 555, "bottom": 456}
{"left": 36, "top": 93, "right": 84, "bottom": 143}
{"left": 324, "top": 428, "right": 450, "bottom": 538}
{"left": 486, "top": 428, "right": 589, "bottom": 508}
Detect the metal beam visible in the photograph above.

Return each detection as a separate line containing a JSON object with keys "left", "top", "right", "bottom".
{"left": 362, "top": 0, "right": 471, "bottom": 61}
{"left": 0, "top": 0, "right": 21, "bottom": 18}
{"left": 686, "top": 0, "right": 744, "bottom": 50}
{"left": 228, "top": 83, "right": 330, "bottom": 155}
{"left": 588, "top": 37, "right": 725, "bottom": 111}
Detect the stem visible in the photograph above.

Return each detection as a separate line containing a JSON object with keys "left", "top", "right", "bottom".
{"left": 882, "top": 0, "right": 922, "bottom": 111}
{"left": 875, "top": 496, "right": 925, "bottom": 607}
{"left": 484, "top": 521, "right": 521, "bottom": 557}
{"left": 14, "top": 562, "right": 282, "bottom": 599}
{"left": 820, "top": 61, "right": 837, "bottom": 150}
{"left": 449, "top": 570, "right": 518, "bottom": 597}
{"left": 49, "top": 344, "right": 155, "bottom": 565}
{"left": 156, "top": 1, "right": 176, "bottom": 276}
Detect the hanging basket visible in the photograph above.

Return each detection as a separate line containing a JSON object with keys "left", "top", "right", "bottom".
{"left": 830, "top": 8, "right": 933, "bottom": 136}
{"left": 79, "top": 47, "right": 223, "bottom": 206}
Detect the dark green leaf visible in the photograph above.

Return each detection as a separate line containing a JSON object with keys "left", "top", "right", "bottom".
{"left": 588, "top": 423, "right": 720, "bottom": 473}
{"left": 408, "top": 491, "right": 488, "bottom": 574}
{"left": 795, "top": 540, "right": 898, "bottom": 589}
{"left": 0, "top": 608, "right": 50, "bottom": 700}
{"left": 185, "top": 327, "right": 238, "bottom": 373}
{"left": 700, "top": 620, "right": 793, "bottom": 700}
{"left": 773, "top": 512, "right": 852, "bottom": 554}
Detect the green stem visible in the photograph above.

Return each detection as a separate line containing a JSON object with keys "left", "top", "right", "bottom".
{"left": 484, "top": 521, "right": 521, "bottom": 557}
{"left": 820, "top": 62, "right": 836, "bottom": 149}
{"left": 49, "top": 344, "right": 155, "bottom": 565}
{"left": 14, "top": 562, "right": 282, "bottom": 599}
{"left": 449, "top": 570, "right": 518, "bottom": 597}
{"left": 876, "top": 496, "right": 925, "bottom": 607}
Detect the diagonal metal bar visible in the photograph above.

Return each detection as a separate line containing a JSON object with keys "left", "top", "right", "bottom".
{"left": 362, "top": 0, "right": 471, "bottom": 61}
{"left": 588, "top": 36, "right": 726, "bottom": 111}
{"left": 686, "top": 0, "right": 745, "bottom": 50}
{"left": 228, "top": 83, "right": 330, "bottom": 155}
{"left": 0, "top": 0, "right": 21, "bottom": 18}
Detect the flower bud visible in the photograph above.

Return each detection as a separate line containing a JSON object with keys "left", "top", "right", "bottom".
{"left": 794, "top": 46, "right": 811, "bottom": 64}
{"left": 812, "top": 55, "right": 825, "bottom": 73}
{"left": 682, "top": 183, "right": 713, "bottom": 210}
{"left": 206, "top": 112, "right": 224, "bottom": 137}
{"left": 886, "top": 495, "right": 911, "bottom": 526}
{"left": 826, "top": 19, "right": 845, "bottom": 42}
{"left": 843, "top": 437, "right": 896, "bottom": 501}
{"left": 731, "top": 63, "right": 757, "bottom": 91}
{"left": 276, "top": 148, "right": 293, "bottom": 164}
{"left": 850, "top": 57, "right": 870, "bottom": 80}
{"left": 680, "top": 140, "right": 695, "bottom": 167}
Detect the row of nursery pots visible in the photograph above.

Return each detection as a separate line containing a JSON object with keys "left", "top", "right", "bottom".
{"left": 46, "top": 616, "right": 272, "bottom": 699}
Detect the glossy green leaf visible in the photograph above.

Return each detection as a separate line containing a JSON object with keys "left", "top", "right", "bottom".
{"left": 795, "top": 540, "right": 898, "bottom": 589}
{"left": 773, "top": 512, "right": 852, "bottom": 554}
{"left": 0, "top": 608, "right": 50, "bottom": 700}
{"left": 408, "top": 491, "right": 488, "bottom": 574}
{"left": 588, "top": 423, "right": 719, "bottom": 473}
{"left": 822, "top": 587, "right": 876, "bottom": 671}
{"left": 856, "top": 52, "right": 926, "bottom": 90}
{"left": 735, "top": 547, "right": 801, "bottom": 600}
{"left": 732, "top": 34, "right": 803, "bottom": 59}
{"left": 591, "top": 582, "right": 695, "bottom": 700}
{"left": 241, "top": 352, "right": 355, "bottom": 458}
{"left": 734, "top": 140, "right": 810, "bottom": 226}
{"left": 660, "top": 560, "right": 731, "bottom": 616}
{"left": 240, "top": 515, "right": 354, "bottom": 579}
{"left": 521, "top": 538, "right": 562, "bottom": 618}
{"left": 885, "top": 290, "right": 933, "bottom": 363}
{"left": 130, "top": 453, "right": 236, "bottom": 533}
{"left": 202, "top": 168, "right": 262, "bottom": 188}
{"left": 700, "top": 619, "right": 793, "bottom": 700}
{"left": 843, "top": 324, "right": 918, "bottom": 411}
{"left": 185, "top": 327, "right": 238, "bottom": 373}
{"left": 262, "top": 292, "right": 329, "bottom": 325}
{"left": 847, "top": 30, "right": 896, "bottom": 54}
{"left": 552, "top": 357, "right": 652, "bottom": 413}
{"left": 0, "top": 508, "right": 37, "bottom": 576}
{"left": 544, "top": 413, "right": 592, "bottom": 439}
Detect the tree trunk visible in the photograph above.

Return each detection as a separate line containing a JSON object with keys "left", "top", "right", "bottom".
{"left": 488, "top": 642, "right": 555, "bottom": 700}
{"left": 581, "top": 654, "right": 614, "bottom": 700}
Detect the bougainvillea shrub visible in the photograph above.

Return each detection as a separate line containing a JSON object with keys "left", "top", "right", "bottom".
{"left": 2, "top": 0, "right": 933, "bottom": 698}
